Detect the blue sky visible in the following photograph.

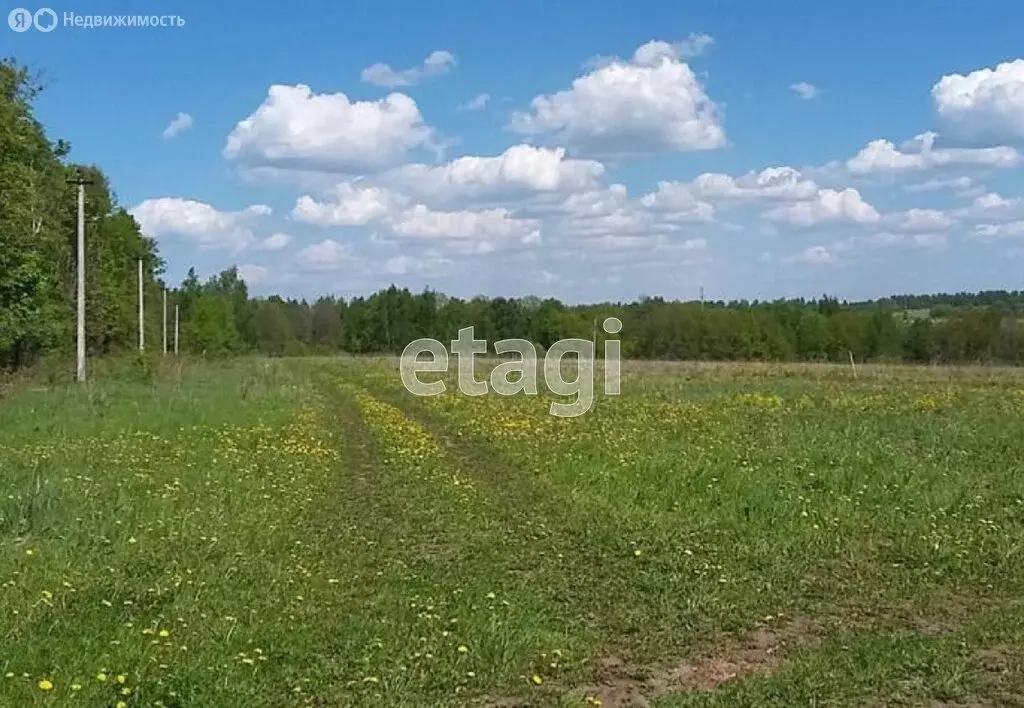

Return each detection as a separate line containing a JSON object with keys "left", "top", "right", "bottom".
{"left": 8, "top": 0, "right": 1024, "bottom": 303}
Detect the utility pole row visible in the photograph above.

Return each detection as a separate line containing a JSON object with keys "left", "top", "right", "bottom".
{"left": 70, "top": 174, "right": 179, "bottom": 382}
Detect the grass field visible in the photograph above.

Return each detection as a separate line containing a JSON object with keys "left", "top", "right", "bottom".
{"left": 3, "top": 357, "right": 1024, "bottom": 707}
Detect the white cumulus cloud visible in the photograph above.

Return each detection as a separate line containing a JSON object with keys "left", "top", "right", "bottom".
{"left": 385, "top": 252, "right": 454, "bottom": 275}
{"left": 932, "top": 59, "right": 1024, "bottom": 141}
{"left": 508, "top": 39, "right": 725, "bottom": 157}
{"left": 846, "top": 132, "right": 1021, "bottom": 175}
{"left": 224, "top": 84, "right": 436, "bottom": 173}
{"left": 676, "top": 33, "right": 715, "bottom": 59}
{"left": 258, "top": 233, "right": 292, "bottom": 250}
{"left": 388, "top": 205, "right": 541, "bottom": 254}
{"left": 863, "top": 232, "right": 947, "bottom": 250}
{"left": 952, "top": 192, "right": 1024, "bottom": 222}
{"left": 975, "top": 221, "right": 1024, "bottom": 239}
{"left": 556, "top": 185, "right": 701, "bottom": 247}
{"left": 688, "top": 166, "right": 820, "bottom": 202}
{"left": 458, "top": 93, "right": 490, "bottom": 111}
{"left": 974, "top": 192, "right": 1015, "bottom": 210}
{"left": 903, "top": 176, "right": 976, "bottom": 193}
{"left": 786, "top": 245, "right": 838, "bottom": 264}
{"left": 296, "top": 239, "right": 356, "bottom": 271}
{"left": 361, "top": 50, "right": 456, "bottom": 88}
{"left": 381, "top": 144, "right": 605, "bottom": 203}
{"left": 129, "top": 198, "right": 271, "bottom": 252}
{"left": 886, "top": 208, "right": 955, "bottom": 231}
{"left": 292, "top": 183, "right": 404, "bottom": 226}
{"left": 763, "top": 188, "right": 879, "bottom": 226}
{"left": 639, "top": 182, "right": 716, "bottom": 221}
{"left": 162, "top": 112, "right": 193, "bottom": 139}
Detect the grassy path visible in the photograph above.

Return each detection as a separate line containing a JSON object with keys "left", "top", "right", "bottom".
{"left": 312, "top": 365, "right": 603, "bottom": 705}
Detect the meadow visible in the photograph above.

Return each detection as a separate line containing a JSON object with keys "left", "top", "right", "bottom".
{"left": 2, "top": 357, "right": 1023, "bottom": 707}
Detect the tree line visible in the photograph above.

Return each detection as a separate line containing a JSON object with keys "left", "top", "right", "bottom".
{"left": 162, "top": 280, "right": 1024, "bottom": 365}
{"left": 1, "top": 60, "right": 162, "bottom": 370}
{"left": 4, "top": 57, "right": 1024, "bottom": 371}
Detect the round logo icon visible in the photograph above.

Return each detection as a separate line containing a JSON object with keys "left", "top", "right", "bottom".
{"left": 33, "top": 8, "right": 57, "bottom": 32}
{"left": 8, "top": 7, "right": 33, "bottom": 31}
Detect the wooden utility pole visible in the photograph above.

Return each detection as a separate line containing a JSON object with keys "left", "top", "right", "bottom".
{"left": 138, "top": 259, "right": 144, "bottom": 351}
{"left": 162, "top": 288, "right": 167, "bottom": 354}
{"left": 174, "top": 304, "right": 180, "bottom": 355}
{"left": 67, "top": 172, "right": 93, "bottom": 382}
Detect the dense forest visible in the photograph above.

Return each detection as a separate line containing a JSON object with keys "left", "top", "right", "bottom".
{"left": 4, "top": 57, "right": 1024, "bottom": 371}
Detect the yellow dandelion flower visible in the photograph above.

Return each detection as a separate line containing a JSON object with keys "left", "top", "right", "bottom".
{"left": 158, "top": 629, "right": 170, "bottom": 638}
{"left": 96, "top": 673, "right": 107, "bottom": 682}
{"left": 116, "top": 674, "right": 127, "bottom": 684}
{"left": 38, "top": 679, "right": 54, "bottom": 691}
{"left": 531, "top": 674, "right": 543, "bottom": 685}
{"left": 458, "top": 645, "right": 469, "bottom": 654}
{"left": 116, "top": 702, "right": 128, "bottom": 708}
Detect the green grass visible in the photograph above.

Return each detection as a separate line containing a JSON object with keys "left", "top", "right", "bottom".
{"left": 2, "top": 356, "right": 1024, "bottom": 706}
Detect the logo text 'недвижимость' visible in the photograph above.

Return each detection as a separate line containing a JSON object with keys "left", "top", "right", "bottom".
{"left": 8, "top": 8, "right": 185, "bottom": 32}
{"left": 400, "top": 318, "right": 623, "bottom": 418}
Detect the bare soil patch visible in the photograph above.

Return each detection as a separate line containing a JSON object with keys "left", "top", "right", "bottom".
{"left": 561, "top": 618, "right": 817, "bottom": 708}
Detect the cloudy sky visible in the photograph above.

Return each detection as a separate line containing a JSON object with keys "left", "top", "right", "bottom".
{"left": 11, "top": 1, "right": 1024, "bottom": 303}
